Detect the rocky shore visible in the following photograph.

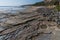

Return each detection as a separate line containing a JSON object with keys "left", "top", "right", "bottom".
{"left": 0, "top": 6, "right": 59, "bottom": 40}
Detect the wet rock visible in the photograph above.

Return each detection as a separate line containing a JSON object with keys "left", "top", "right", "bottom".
{"left": 0, "top": 7, "right": 58, "bottom": 40}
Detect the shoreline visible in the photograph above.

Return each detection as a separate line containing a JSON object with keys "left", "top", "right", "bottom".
{"left": 0, "top": 6, "right": 59, "bottom": 40}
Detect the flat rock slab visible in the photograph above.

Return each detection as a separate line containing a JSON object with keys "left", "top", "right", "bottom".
{"left": 0, "top": 7, "right": 58, "bottom": 40}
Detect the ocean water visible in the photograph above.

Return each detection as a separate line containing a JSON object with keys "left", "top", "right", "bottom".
{"left": 0, "top": 6, "right": 27, "bottom": 40}
{"left": 0, "top": 6, "right": 26, "bottom": 13}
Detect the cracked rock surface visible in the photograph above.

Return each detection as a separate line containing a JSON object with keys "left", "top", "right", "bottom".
{"left": 0, "top": 7, "right": 59, "bottom": 40}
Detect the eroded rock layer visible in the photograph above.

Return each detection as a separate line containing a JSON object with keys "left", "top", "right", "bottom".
{"left": 0, "top": 8, "right": 59, "bottom": 40}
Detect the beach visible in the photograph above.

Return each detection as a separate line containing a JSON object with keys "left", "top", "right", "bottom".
{"left": 0, "top": 6, "right": 59, "bottom": 40}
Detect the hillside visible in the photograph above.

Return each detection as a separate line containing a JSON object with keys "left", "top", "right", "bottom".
{"left": 33, "top": 0, "right": 59, "bottom": 6}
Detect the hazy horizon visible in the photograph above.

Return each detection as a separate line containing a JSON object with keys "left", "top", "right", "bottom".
{"left": 0, "top": 0, "right": 43, "bottom": 6}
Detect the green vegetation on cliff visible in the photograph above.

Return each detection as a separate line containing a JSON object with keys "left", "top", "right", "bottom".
{"left": 33, "top": 1, "right": 45, "bottom": 6}
{"left": 33, "top": 0, "right": 59, "bottom": 6}
{"left": 33, "top": 0, "right": 59, "bottom": 11}
{"left": 55, "top": 5, "right": 60, "bottom": 11}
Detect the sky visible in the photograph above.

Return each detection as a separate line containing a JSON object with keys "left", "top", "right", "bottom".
{"left": 0, "top": 0, "right": 43, "bottom": 6}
